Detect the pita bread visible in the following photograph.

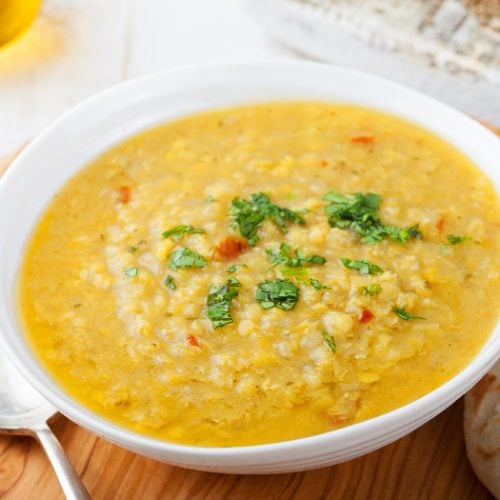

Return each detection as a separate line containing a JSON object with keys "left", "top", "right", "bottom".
{"left": 464, "top": 359, "right": 500, "bottom": 499}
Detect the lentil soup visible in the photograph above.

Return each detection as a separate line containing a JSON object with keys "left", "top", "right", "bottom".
{"left": 19, "top": 103, "right": 500, "bottom": 446}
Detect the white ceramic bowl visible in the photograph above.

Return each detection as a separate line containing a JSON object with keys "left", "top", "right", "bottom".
{"left": 0, "top": 62, "right": 498, "bottom": 474}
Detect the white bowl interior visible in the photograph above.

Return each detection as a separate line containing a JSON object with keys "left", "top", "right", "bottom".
{"left": 0, "top": 62, "right": 498, "bottom": 473}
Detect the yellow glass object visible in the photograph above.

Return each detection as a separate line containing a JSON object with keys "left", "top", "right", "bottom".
{"left": 0, "top": 0, "right": 41, "bottom": 47}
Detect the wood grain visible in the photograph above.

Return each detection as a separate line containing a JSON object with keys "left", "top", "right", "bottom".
{"left": 0, "top": 400, "right": 493, "bottom": 500}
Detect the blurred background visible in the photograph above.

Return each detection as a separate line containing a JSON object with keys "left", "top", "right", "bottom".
{"left": 0, "top": 0, "right": 499, "bottom": 158}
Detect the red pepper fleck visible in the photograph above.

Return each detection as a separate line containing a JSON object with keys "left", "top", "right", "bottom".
{"left": 117, "top": 185, "right": 131, "bottom": 204}
{"left": 358, "top": 308, "right": 374, "bottom": 323}
{"left": 351, "top": 134, "right": 375, "bottom": 144}
{"left": 436, "top": 216, "right": 445, "bottom": 232}
{"left": 187, "top": 335, "right": 200, "bottom": 347}
{"left": 214, "top": 236, "right": 248, "bottom": 261}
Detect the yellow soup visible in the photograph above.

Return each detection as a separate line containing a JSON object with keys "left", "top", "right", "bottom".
{"left": 19, "top": 103, "right": 500, "bottom": 446}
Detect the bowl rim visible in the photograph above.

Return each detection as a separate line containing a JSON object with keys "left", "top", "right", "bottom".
{"left": 0, "top": 60, "right": 498, "bottom": 461}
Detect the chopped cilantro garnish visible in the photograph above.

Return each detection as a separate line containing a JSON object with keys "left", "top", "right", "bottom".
{"left": 124, "top": 267, "right": 138, "bottom": 277}
{"left": 281, "top": 266, "right": 309, "bottom": 277}
{"left": 266, "top": 243, "right": 326, "bottom": 270}
{"left": 207, "top": 278, "right": 240, "bottom": 328}
{"left": 308, "top": 278, "right": 331, "bottom": 290}
{"left": 341, "top": 258, "right": 383, "bottom": 275}
{"left": 323, "top": 191, "right": 422, "bottom": 244}
{"left": 168, "top": 247, "right": 207, "bottom": 270}
{"left": 205, "top": 195, "right": 215, "bottom": 203}
{"left": 255, "top": 279, "right": 299, "bottom": 311}
{"left": 162, "top": 224, "right": 205, "bottom": 241}
{"left": 128, "top": 240, "right": 146, "bottom": 253}
{"left": 383, "top": 224, "right": 422, "bottom": 244}
{"left": 307, "top": 255, "right": 326, "bottom": 265}
{"left": 230, "top": 193, "right": 306, "bottom": 245}
{"left": 321, "top": 331, "right": 336, "bottom": 353}
{"left": 393, "top": 307, "right": 425, "bottom": 320}
{"left": 227, "top": 263, "right": 247, "bottom": 274}
{"left": 323, "top": 191, "right": 381, "bottom": 242}
{"left": 164, "top": 274, "right": 176, "bottom": 290}
{"left": 362, "top": 283, "right": 382, "bottom": 296}
{"left": 226, "top": 276, "right": 241, "bottom": 287}
{"left": 446, "top": 234, "right": 469, "bottom": 245}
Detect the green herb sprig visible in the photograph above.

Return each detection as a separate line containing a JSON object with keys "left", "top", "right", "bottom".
{"left": 393, "top": 307, "right": 425, "bottom": 320}
{"left": 207, "top": 278, "right": 241, "bottom": 328}
{"left": 307, "top": 278, "right": 331, "bottom": 290}
{"left": 321, "top": 331, "right": 336, "bottom": 353}
{"left": 266, "top": 243, "right": 326, "bottom": 270}
{"left": 168, "top": 247, "right": 207, "bottom": 270}
{"left": 341, "top": 258, "right": 383, "bottom": 275}
{"left": 124, "top": 267, "right": 138, "bottom": 277}
{"left": 446, "top": 234, "right": 469, "bottom": 245}
{"left": 128, "top": 240, "right": 146, "bottom": 253}
{"left": 227, "top": 264, "right": 248, "bottom": 274}
{"left": 164, "top": 274, "right": 176, "bottom": 290}
{"left": 230, "top": 193, "right": 306, "bottom": 245}
{"left": 256, "top": 279, "right": 299, "bottom": 311}
{"left": 162, "top": 224, "right": 205, "bottom": 241}
{"left": 323, "top": 192, "right": 422, "bottom": 244}
{"left": 362, "top": 283, "right": 382, "bottom": 296}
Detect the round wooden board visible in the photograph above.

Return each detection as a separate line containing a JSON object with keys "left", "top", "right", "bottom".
{"left": 1, "top": 124, "right": 498, "bottom": 499}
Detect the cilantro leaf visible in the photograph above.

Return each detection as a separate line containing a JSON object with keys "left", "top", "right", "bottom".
{"left": 393, "top": 307, "right": 425, "bottom": 320}
{"left": 384, "top": 224, "right": 422, "bottom": 244}
{"left": 164, "top": 274, "right": 176, "bottom": 290}
{"left": 162, "top": 224, "right": 205, "bottom": 241}
{"left": 255, "top": 279, "right": 299, "bottom": 311}
{"left": 230, "top": 193, "right": 306, "bottom": 245}
{"left": 124, "top": 267, "right": 138, "bottom": 277}
{"left": 226, "top": 276, "right": 241, "bottom": 287}
{"left": 362, "top": 283, "right": 382, "bottom": 296}
{"left": 446, "top": 234, "right": 469, "bottom": 245}
{"left": 323, "top": 192, "right": 382, "bottom": 241}
{"left": 207, "top": 279, "right": 240, "bottom": 328}
{"left": 341, "top": 258, "right": 383, "bottom": 275}
{"left": 227, "top": 264, "right": 247, "bottom": 274}
{"left": 168, "top": 247, "right": 207, "bottom": 270}
{"left": 321, "top": 331, "right": 336, "bottom": 353}
{"left": 281, "top": 266, "right": 309, "bottom": 277}
{"left": 323, "top": 192, "right": 422, "bottom": 244}
{"left": 308, "top": 278, "right": 331, "bottom": 290}
{"left": 266, "top": 243, "right": 326, "bottom": 270}
{"left": 128, "top": 240, "right": 146, "bottom": 253}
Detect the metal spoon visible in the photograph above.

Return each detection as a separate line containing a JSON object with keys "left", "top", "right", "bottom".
{"left": 0, "top": 349, "right": 91, "bottom": 499}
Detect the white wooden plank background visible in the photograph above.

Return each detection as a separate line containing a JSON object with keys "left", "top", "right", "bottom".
{"left": 0, "top": 0, "right": 292, "bottom": 158}
{"left": 0, "top": 0, "right": 497, "bottom": 159}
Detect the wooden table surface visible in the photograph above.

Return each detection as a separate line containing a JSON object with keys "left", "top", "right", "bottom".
{"left": 0, "top": 399, "right": 492, "bottom": 500}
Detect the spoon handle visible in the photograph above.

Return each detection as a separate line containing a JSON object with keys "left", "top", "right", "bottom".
{"left": 34, "top": 423, "right": 91, "bottom": 500}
